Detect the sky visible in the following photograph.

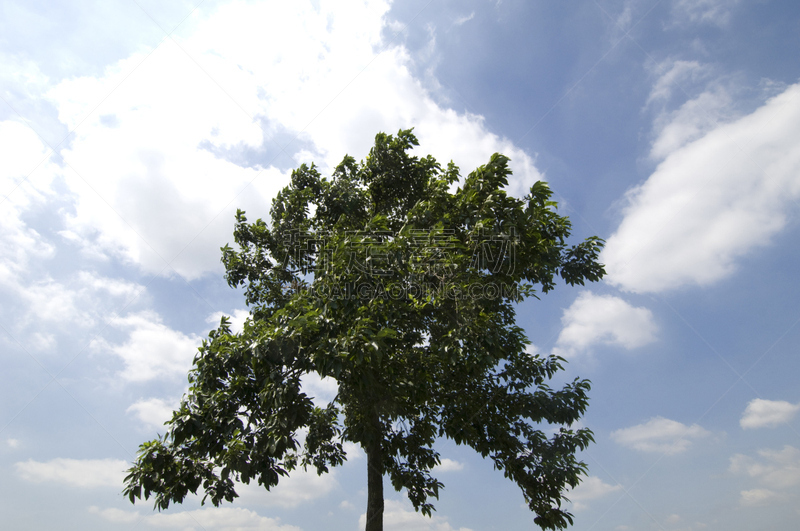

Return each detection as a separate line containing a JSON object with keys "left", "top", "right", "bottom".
{"left": 1, "top": 0, "right": 800, "bottom": 530}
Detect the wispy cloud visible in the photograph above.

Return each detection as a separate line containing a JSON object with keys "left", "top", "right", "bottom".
{"left": 611, "top": 417, "right": 711, "bottom": 454}
{"left": 89, "top": 505, "right": 302, "bottom": 530}
{"left": 453, "top": 12, "right": 475, "bottom": 26}
{"left": 16, "top": 458, "right": 127, "bottom": 488}
{"left": 670, "top": 0, "right": 741, "bottom": 27}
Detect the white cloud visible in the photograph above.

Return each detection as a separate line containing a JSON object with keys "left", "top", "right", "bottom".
{"left": 646, "top": 60, "right": 707, "bottom": 105}
{"left": 300, "top": 372, "right": 339, "bottom": 407}
{"left": 566, "top": 476, "right": 623, "bottom": 511}
{"left": 0, "top": 50, "right": 51, "bottom": 101}
{"left": 730, "top": 446, "right": 800, "bottom": 490}
{"left": 235, "top": 466, "right": 338, "bottom": 509}
{"left": 51, "top": 47, "right": 276, "bottom": 280}
{"left": 77, "top": 271, "right": 144, "bottom": 301}
{"left": 738, "top": 488, "right": 778, "bottom": 507}
{"left": 15, "top": 458, "right": 128, "bottom": 488}
{"left": 0, "top": 120, "right": 55, "bottom": 207}
{"left": 603, "top": 83, "right": 800, "bottom": 293}
{"left": 16, "top": 278, "right": 87, "bottom": 326}
{"left": 95, "top": 311, "right": 201, "bottom": 382}
{"left": 90, "top": 506, "right": 301, "bottom": 531}
{"left": 740, "top": 398, "right": 800, "bottom": 429}
{"left": 0, "top": 268, "right": 150, "bottom": 356}
{"left": 434, "top": 458, "right": 464, "bottom": 472}
{"left": 358, "top": 499, "right": 474, "bottom": 531}
{"left": 206, "top": 309, "right": 250, "bottom": 335}
{"left": 614, "top": 3, "right": 633, "bottom": 34}
{"left": 6, "top": 438, "right": 21, "bottom": 449}
{"left": 27, "top": 331, "right": 56, "bottom": 351}
{"left": 552, "top": 291, "right": 657, "bottom": 358}
{"left": 343, "top": 441, "right": 365, "bottom": 461}
{"left": 0, "top": 120, "right": 57, "bottom": 287}
{"left": 671, "top": 0, "right": 740, "bottom": 26}
{"left": 611, "top": 417, "right": 710, "bottom": 455}
{"left": 453, "top": 12, "right": 475, "bottom": 26}
{"left": 650, "top": 85, "right": 734, "bottom": 160}
{"left": 7, "top": 0, "right": 542, "bottom": 283}
{"left": 127, "top": 397, "right": 180, "bottom": 430}
{"left": 87, "top": 506, "right": 140, "bottom": 524}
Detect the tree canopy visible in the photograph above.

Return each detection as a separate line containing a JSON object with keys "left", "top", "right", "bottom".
{"left": 123, "top": 129, "right": 606, "bottom": 530}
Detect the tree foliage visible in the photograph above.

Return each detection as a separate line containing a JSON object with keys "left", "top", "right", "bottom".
{"left": 123, "top": 129, "right": 605, "bottom": 530}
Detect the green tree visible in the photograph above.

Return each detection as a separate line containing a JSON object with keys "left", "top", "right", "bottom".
{"left": 123, "top": 129, "right": 605, "bottom": 530}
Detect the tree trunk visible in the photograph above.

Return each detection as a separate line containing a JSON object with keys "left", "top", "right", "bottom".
{"left": 365, "top": 423, "right": 384, "bottom": 531}
{"left": 365, "top": 439, "right": 384, "bottom": 531}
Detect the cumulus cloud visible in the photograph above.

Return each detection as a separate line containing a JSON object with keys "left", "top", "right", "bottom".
{"left": 0, "top": 116, "right": 149, "bottom": 334}
{"left": 603, "top": 83, "right": 800, "bottom": 293}
{"left": 8, "top": 0, "right": 542, "bottom": 283}
{"left": 552, "top": 291, "right": 657, "bottom": 358}
{"left": 94, "top": 311, "right": 200, "bottom": 382}
{"left": 127, "top": 397, "right": 180, "bottom": 430}
{"left": 566, "top": 476, "right": 623, "bottom": 511}
{"left": 0, "top": 120, "right": 57, "bottom": 286}
{"left": 16, "top": 458, "right": 127, "bottom": 488}
{"left": 89, "top": 506, "right": 301, "bottom": 530}
{"left": 740, "top": 399, "right": 800, "bottom": 429}
{"left": 0, "top": 120, "right": 55, "bottom": 207}
{"left": 14, "top": 270, "right": 143, "bottom": 329}
{"left": 730, "top": 446, "right": 800, "bottom": 490}
{"left": 15, "top": 279, "right": 86, "bottom": 326}
{"left": 87, "top": 506, "right": 140, "bottom": 524}
{"left": 359, "top": 499, "right": 474, "bottom": 531}
{"left": 0, "top": 268, "right": 150, "bottom": 358}
{"left": 433, "top": 458, "right": 464, "bottom": 472}
{"left": 730, "top": 446, "right": 800, "bottom": 507}
{"left": 299, "top": 372, "right": 339, "bottom": 407}
{"left": 235, "top": 466, "right": 338, "bottom": 509}
{"left": 206, "top": 309, "right": 250, "bottom": 335}
{"left": 611, "top": 417, "right": 710, "bottom": 455}
{"left": 76, "top": 271, "right": 144, "bottom": 301}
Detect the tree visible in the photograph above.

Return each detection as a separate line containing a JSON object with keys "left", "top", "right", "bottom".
{"left": 123, "top": 129, "right": 605, "bottom": 530}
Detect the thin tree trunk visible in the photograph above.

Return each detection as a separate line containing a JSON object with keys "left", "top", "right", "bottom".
{"left": 365, "top": 424, "right": 384, "bottom": 531}
{"left": 365, "top": 442, "right": 384, "bottom": 531}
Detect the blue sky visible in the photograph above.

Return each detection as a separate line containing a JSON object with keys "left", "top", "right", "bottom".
{"left": 1, "top": 0, "right": 800, "bottom": 529}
